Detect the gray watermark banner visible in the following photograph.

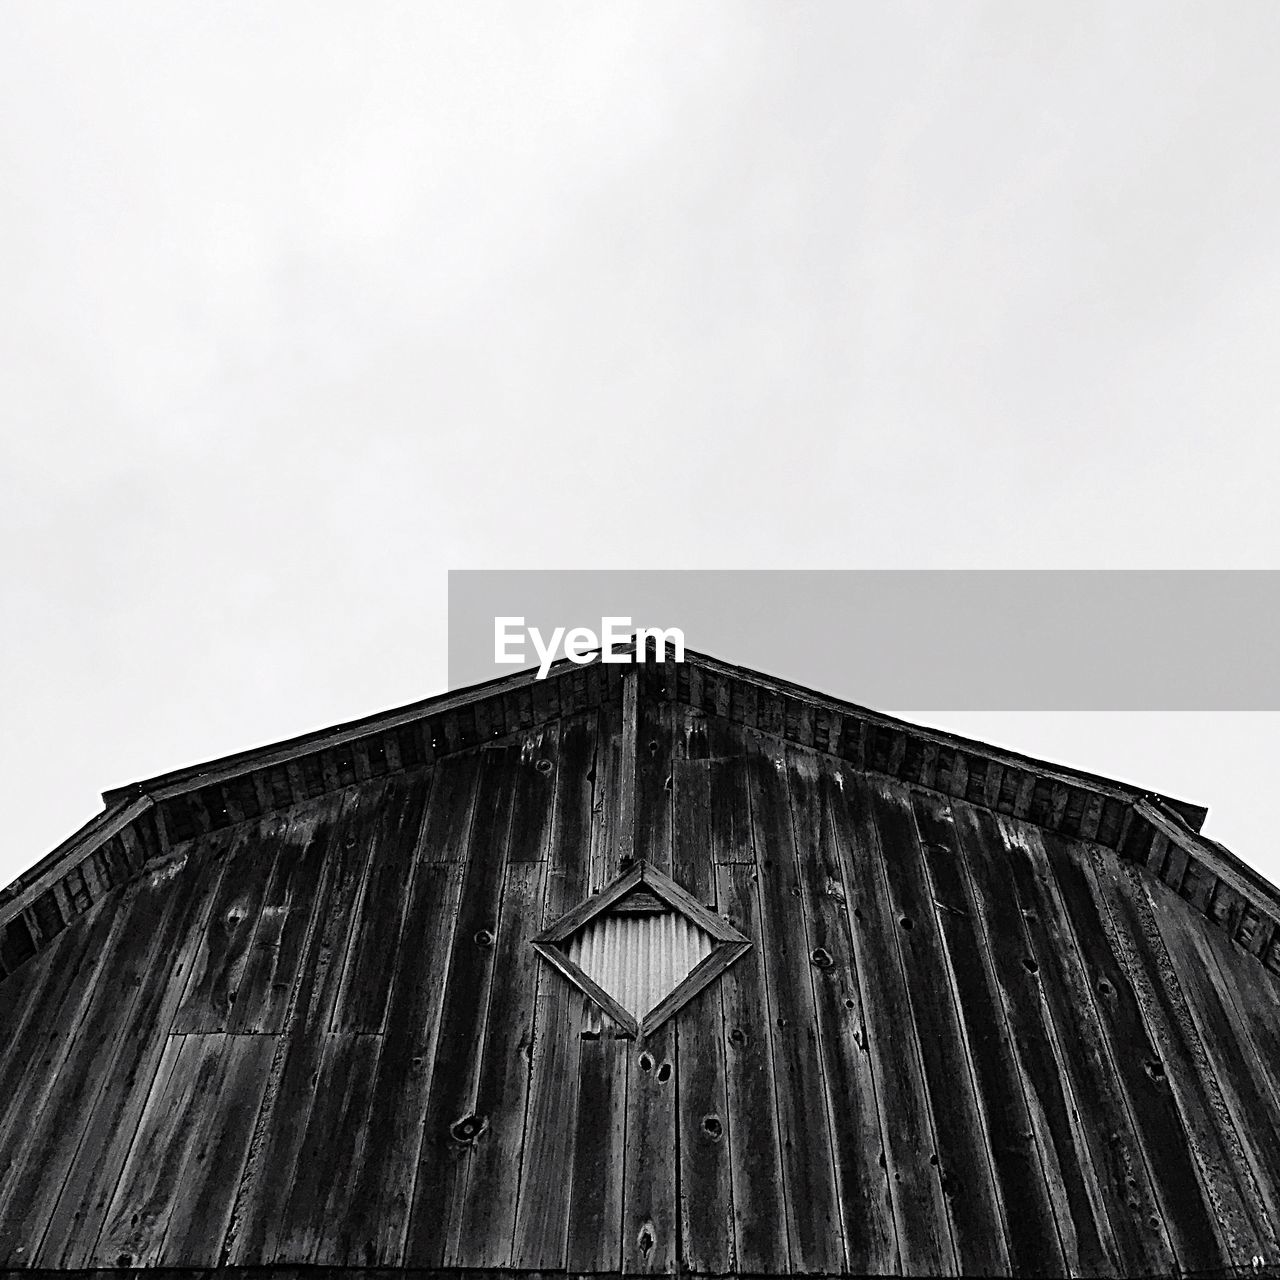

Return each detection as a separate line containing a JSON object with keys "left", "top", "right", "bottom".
{"left": 447, "top": 570, "right": 1280, "bottom": 710}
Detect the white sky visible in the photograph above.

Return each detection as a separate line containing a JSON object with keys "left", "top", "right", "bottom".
{"left": 3, "top": 3, "right": 1279, "bottom": 886}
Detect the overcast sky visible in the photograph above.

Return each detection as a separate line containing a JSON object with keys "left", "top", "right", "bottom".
{"left": 3, "top": 3, "right": 1279, "bottom": 886}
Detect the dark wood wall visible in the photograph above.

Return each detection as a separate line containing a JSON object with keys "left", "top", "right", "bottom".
{"left": 2, "top": 669, "right": 1279, "bottom": 1275}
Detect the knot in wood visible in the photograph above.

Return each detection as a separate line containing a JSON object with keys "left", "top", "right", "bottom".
{"left": 536, "top": 758, "right": 553, "bottom": 774}
{"left": 702, "top": 1114, "right": 723, "bottom": 1140}
{"left": 474, "top": 928, "right": 494, "bottom": 948}
{"left": 810, "top": 946, "right": 834, "bottom": 969}
{"left": 450, "top": 1113, "right": 489, "bottom": 1144}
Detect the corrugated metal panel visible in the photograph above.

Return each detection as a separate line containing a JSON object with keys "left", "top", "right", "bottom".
{"left": 566, "top": 909, "right": 713, "bottom": 1019}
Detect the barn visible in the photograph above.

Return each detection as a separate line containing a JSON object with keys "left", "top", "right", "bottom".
{"left": 1, "top": 642, "right": 1279, "bottom": 1278}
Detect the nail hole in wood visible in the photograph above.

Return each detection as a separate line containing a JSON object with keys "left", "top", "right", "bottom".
{"left": 899, "top": 915, "right": 914, "bottom": 931}
{"left": 843, "top": 998, "right": 856, "bottom": 1009}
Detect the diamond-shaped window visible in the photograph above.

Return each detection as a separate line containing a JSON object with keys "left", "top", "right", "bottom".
{"left": 532, "top": 861, "right": 751, "bottom": 1038}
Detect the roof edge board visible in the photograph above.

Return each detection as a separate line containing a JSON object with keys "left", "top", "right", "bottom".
{"left": 0, "top": 795, "right": 153, "bottom": 932}
{"left": 100, "top": 644, "right": 1207, "bottom": 832}
{"left": 1137, "top": 797, "right": 1280, "bottom": 924}
{"left": 101, "top": 648, "right": 610, "bottom": 805}
{"left": 682, "top": 648, "right": 1209, "bottom": 831}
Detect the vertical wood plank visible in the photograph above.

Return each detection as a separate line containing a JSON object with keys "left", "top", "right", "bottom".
{"left": 672, "top": 707, "right": 736, "bottom": 1276}
{"left": 7, "top": 833, "right": 232, "bottom": 1269}
{"left": 744, "top": 730, "right": 844, "bottom": 1275}
{"left": 1002, "top": 823, "right": 1177, "bottom": 1277}
{"left": 634, "top": 666, "right": 673, "bottom": 876}
{"left": 588, "top": 697, "right": 624, "bottom": 891}
{"left": 276, "top": 1031, "right": 382, "bottom": 1261}
{"left": 421, "top": 751, "right": 483, "bottom": 863}
{"left": 565, "top": 699, "right": 628, "bottom": 1274}
{"left": 405, "top": 745, "right": 520, "bottom": 1266}
{"left": 1045, "top": 831, "right": 1229, "bottom": 1274}
{"left": 912, "top": 788, "right": 1065, "bottom": 1277}
{"left": 451, "top": 722, "right": 565, "bottom": 1268}
{"left": 507, "top": 722, "right": 560, "bottom": 864}
{"left": 0, "top": 898, "right": 121, "bottom": 1192}
{"left": 337, "top": 861, "right": 465, "bottom": 1266}
{"left": 510, "top": 711, "right": 596, "bottom": 1270}
{"left": 954, "top": 803, "right": 1118, "bottom": 1276}
{"left": 452, "top": 861, "right": 551, "bottom": 1267}
{"left": 825, "top": 761, "right": 954, "bottom": 1278}
{"left": 788, "top": 750, "right": 898, "bottom": 1276}
{"left": 95, "top": 1033, "right": 228, "bottom": 1266}
{"left": 716, "top": 860, "right": 790, "bottom": 1274}
{"left": 305, "top": 781, "right": 391, "bottom": 1035}
{"left": 707, "top": 715, "right": 754, "bottom": 865}
{"left": 865, "top": 779, "right": 1007, "bottom": 1275}
{"left": 1088, "top": 849, "right": 1276, "bottom": 1260}
{"left": 1147, "top": 878, "right": 1280, "bottom": 1234}
{"left": 332, "top": 768, "right": 433, "bottom": 1033}
{"left": 158, "top": 1032, "right": 277, "bottom": 1265}
{"left": 565, "top": 1000, "right": 630, "bottom": 1274}
{"left": 227, "top": 791, "right": 348, "bottom": 1035}
{"left": 221, "top": 788, "right": 364, "bottom": 1264}
{"left": 622, "top": 674, "right": 677, "bottom": 1274}
{"left": 170, "top": 819, "right": 280, "bottom": 1034}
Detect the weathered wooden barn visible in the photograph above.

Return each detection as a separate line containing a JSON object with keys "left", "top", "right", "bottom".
{"left": 2, "top": 644, "right": 1280, "bottom": 1279}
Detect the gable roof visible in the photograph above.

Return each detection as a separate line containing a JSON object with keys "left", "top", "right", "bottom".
{"left": 2, "top": 645, "right": 1276, "bottom": 989}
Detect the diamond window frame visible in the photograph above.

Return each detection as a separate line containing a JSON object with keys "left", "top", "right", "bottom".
{"left": 532, "top": 860, "right": 751, "bottom": 1039}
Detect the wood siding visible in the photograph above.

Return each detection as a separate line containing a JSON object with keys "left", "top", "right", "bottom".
{"left": 1, "top": 671, "right": 1279, "bottom": 1276}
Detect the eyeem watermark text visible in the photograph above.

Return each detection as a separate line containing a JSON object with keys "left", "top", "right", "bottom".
{"left": 495, "top": 617, "right": 685, "bottom": 679}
